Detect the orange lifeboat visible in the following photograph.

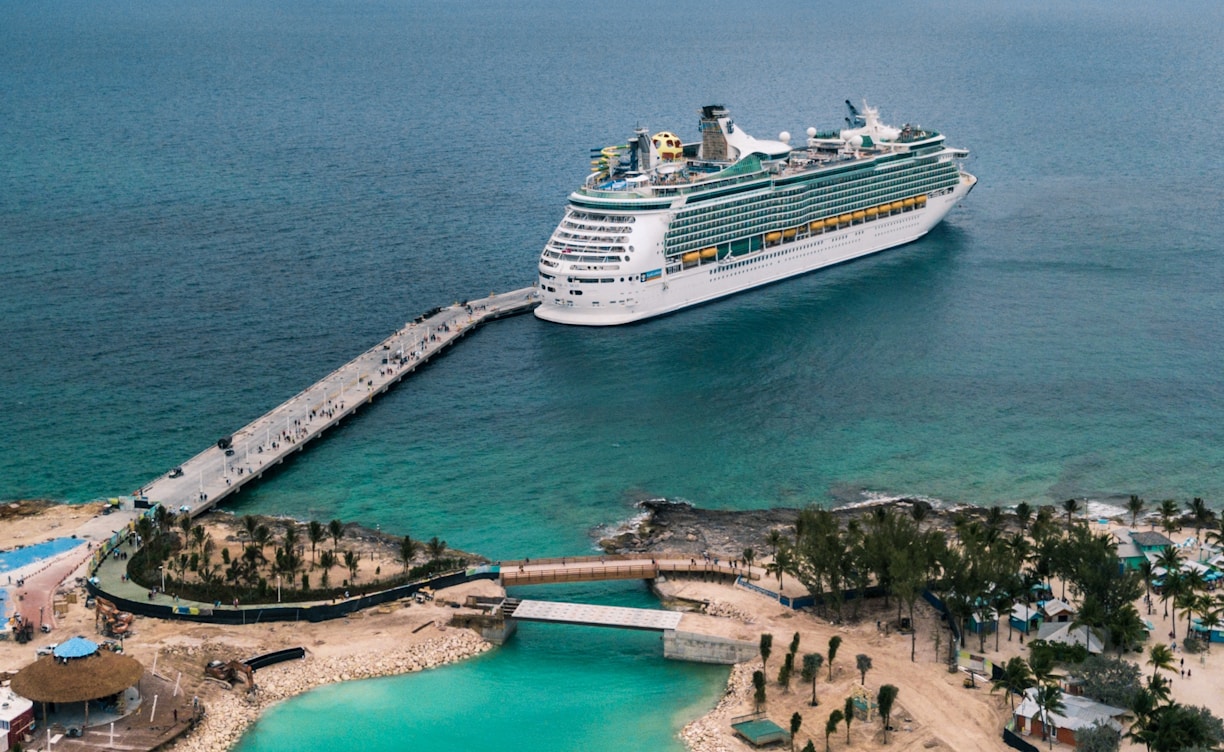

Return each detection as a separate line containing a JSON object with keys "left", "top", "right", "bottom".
{"left": 890, "top": 200, "right": 904, "bottom": 212}
{"left": 809, "top": 221, "right": 823, "bottom": 233}
{"left": 903, "top": 197, "right": 916, "bottom": 209}
{"left": 700, "top": 247, "right": 718, "bottom": 259}
{"left": 865, "top": 206, "right": 878, "bottom": 218}
{"left": 838, "top": 214, "right": 853, "bottom": 226}
{"left": 765, "top": 231, "right": 783, "bottom": 244}
{"left": 915, "top": 194, "right": 928, "bottom": 206}
{"left": 682, "top": 251, "right": 701, "bottom": 264}
{"left": 852, "top": 210, "right": 866, "bottom": 222}
{"left": 783, "top": 228, "right": 798, "bottom": 239}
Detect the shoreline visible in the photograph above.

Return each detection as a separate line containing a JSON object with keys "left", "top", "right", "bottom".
{"left": 164, "top": 629, "right": 493, "bottom": 752}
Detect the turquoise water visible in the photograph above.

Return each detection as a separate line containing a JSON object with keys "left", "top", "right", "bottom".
{"left": 4, "top": 0, "right": 1224, "bottom": 748}
{"left": 233, "top": 584, "right": 728, "bottom": 752}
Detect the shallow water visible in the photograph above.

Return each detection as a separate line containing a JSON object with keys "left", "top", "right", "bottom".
{"left": 3, "top": 0, "right": 1224, "bottom": 748}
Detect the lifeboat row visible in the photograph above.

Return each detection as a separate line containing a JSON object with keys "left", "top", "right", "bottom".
{"left": 764, "top": 194, "right": 928, "bottom": 244}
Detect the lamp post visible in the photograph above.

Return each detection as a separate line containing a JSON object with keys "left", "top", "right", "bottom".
{"left": 276, "top": 575, "right": 281, "bottom": 603}
{"left": 160, "top": 565, "right": 166, "bottom": 593}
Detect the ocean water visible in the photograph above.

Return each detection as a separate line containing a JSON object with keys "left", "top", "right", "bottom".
{"left": 3, "top": 0, "right": 1224, "bottom": 749}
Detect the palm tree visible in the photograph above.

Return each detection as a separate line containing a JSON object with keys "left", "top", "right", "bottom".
{"left": 767, "top": 529, "right": 785, "bottom": 557}
{"left": 827, "top": 635, "right": 841, "bottom": 681}
{"left": 876, "top": 685, "right": 898, "bottom": 744}
{"left": 752, "top": 670, "right": 767, "bottom": 712}
{"left": 328, "top": 519, "right": 345, "bottom": 553}
{"left": 843, "top": 695, "right": 855, "bottom": 743}
{"left": 1197, "top": 602, "right": 1223, "bottom": 653}
{"left": 1146, "top": 643, "right": 1175, "bottom": 680}
{"left": 1062, "top": 498, "right": 1081, "bottom": 526}
{"left": 824, "top": 709, "right": 843, "bottom": 752}
{"left": 242, "top": 515, "right": 259, "bottom": 548}
{"left": 1158, "top": 499, "right": 1180, "bottom": 536}
{"left": 1070, "top": 596, "right": 1106, "bottom": 654}
{"left": 986, "top": 505, "right": 1006, "bottom": 533}
{"left": 343, "top": 549, "right": 359, "bottom": 583}
{"left": 253, "top": 524, "right": 272, "bottom": 558}
{"left": 307, "top": 520, "right": 325, "bottom": 564}
{"left": 801, "top": 653, "right": 823, "bottom": 706}
{"left": 910, "top": 502, "right": 929, "bottom": 530}
{"left": 1188, "top": 497, "right": 1213, "bottom": 540}
{"left": 1139, "top": 559, "right": 1155, "bottom": 614}
{"left": 790, "top": 712, "right": 803, "bottom": 752}
{"left": 991, "top": 656, "right": 1036, "bottom": 711}
{"left": 1108, "top": 603, "right": 1147, "bottom": 655}
{"left": 1014, "top": 502, "right": 1032, "bottom": 532}
{"left": 425, "top": 536, "right": 448, "bottom": 561}
{"left": 760, "top": 634, "right": 773, "bottom": 676}
{"left": 856, "top": 654, "right": 872, "bottom": 685}
{"left": 1034, "top": 683, "right": 1065, "bottom": 749}
{"left": 399, "top": 535, "right": 421, "bottom": 571}
{"left": 778, "top": 652, "right": 795, "bottom": 691}
{"left": 1127, "top": 495, "right": 1146, "bottom": 528}
{"left": 743, "top": 547, "right": 755, "bottom": 578}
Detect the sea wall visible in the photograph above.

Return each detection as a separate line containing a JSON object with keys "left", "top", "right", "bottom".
{"left": 165, "top": 629, "right": 492, "bottom": 752}
{"left": 663, "top": 630, "right": 758, "bottom": 665}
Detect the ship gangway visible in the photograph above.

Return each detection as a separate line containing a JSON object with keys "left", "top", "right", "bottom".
{"left": 134, "top": 287, "right": 539, "bottom": 519}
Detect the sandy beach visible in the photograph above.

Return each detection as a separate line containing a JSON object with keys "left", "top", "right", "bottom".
{"left": 3, "top": 500, "right": 1223, "bottom": 752}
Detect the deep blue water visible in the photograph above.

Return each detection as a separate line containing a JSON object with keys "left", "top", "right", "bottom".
{"left": 3, "top": 0, "right": 1224, "bottom": 749}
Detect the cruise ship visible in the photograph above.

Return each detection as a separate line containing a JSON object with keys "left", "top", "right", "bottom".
{"left": 534, "top": 101, "right": 975, "bottom": 326}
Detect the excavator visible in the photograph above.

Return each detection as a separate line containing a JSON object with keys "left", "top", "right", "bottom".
{"left": 204, "top": 659, "right": 256, "bottom": 691}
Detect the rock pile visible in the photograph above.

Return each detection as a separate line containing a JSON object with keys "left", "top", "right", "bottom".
{"left": 703, "top": 600, "right": 755, "bottom": 623}
{"left": 679, "top": 662, "right": 755, "bottom": 752}
{"left": 165, "top": 630, "right": 491, "bottom": 752}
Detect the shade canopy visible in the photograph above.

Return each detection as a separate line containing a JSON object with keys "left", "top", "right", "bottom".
{"left": 11, "top": 651, "right": 144, "bottom": 703}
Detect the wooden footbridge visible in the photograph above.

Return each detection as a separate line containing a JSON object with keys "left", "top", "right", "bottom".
{"left": 498, "top": 554, "right": 754, "bottom": 587}
{"left": 131, "top": 287, "right": 539, "bottom": 519}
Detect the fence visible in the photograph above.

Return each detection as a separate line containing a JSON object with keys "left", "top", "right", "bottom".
{"left": 1002, "top": 727, "right": 1039, "bottom": 752}
{"left": 86, "top": 568, "right": 498, "bottom": 625}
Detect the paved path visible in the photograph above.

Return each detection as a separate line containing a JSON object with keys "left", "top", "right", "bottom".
{"left": 132, "top": 288, "right": 539, "bottom": 519}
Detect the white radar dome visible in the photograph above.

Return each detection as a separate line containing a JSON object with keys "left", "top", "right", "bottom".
{"left": 806, "top": 127, "right": 817, "bottom": 137}
{"left": 848, "top": 134, "right": 864, "bottom": 148}
{"left": 778, "top": 131, "right": 790, "bottom": 144}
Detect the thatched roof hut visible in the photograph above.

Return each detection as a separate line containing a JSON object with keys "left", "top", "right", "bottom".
{"left": 11, "top": 642, "right": 143, "bottom": 704}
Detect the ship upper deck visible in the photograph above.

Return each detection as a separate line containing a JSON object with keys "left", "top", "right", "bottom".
{"left": 578, "top": 130, "right": 949, "bottom": 203}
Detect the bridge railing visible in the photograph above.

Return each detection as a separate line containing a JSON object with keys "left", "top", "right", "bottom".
{"left": 501, "top": 561, "right": 740, "bottom": 585}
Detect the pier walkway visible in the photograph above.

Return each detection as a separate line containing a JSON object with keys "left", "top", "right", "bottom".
{"left": 135, "top": 287, "right": 539, "bottom": 519}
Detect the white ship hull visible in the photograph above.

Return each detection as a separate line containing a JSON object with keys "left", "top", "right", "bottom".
{"left": 535, "top": 102, "right": 975, "bottom": 326}
{"left": 537, "top": 176, "right": 975, "bottom": 326}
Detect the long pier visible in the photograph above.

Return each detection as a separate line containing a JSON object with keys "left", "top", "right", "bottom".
{"left": 137, "top": 287, "right": 539, "bottom": 518}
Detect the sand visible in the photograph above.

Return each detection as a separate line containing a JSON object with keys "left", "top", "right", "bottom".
{"left": 4, "top": 502, "right": 1223, "bottom": 752}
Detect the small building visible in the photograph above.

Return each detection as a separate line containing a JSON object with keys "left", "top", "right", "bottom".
{"left": 1130, "top": 531, "right": 1174, "bottom": 553}
{"left": 968, "top": 607, "right": 998, "bottom": 635}
{"left": 1037, "top": 622, "right": 1104, "bottom": 655}
{"left": 1115, "top": 537, "right": 1146, "bottom": 572}
{"left": 1043, "top": 599, "right": 1076, "bottom": 623}
{"left": 0, "top": 685, "right": 35, "bottom": 752}
{"left": 1013, "top": 687, "right": 1127, "bottom": 748}
{"left": 1191, "top": 618, "right": 1224, "bottom": 644}
{"left": 1010, "top": 603, "right": 1043, "bottom": 634}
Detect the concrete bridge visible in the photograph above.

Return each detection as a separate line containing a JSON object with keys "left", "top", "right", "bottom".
{"left": 458, "top": 595, "right": 759, "bottom": 665}
{"left": 129, "top": 287, "right": 539, "bottom": 519}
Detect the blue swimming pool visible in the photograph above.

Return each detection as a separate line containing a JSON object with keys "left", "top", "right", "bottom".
{"left": 0, "top": 537, "right": 85, "bottom": 574}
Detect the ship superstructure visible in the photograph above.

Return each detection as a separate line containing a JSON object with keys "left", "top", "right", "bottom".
{"left": 535, "top": 101, "right": 975, "bottom": 325}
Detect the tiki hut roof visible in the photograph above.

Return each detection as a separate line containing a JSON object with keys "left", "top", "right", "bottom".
{"left": 10, "top": 651, "right": 144, "bottom": 703}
